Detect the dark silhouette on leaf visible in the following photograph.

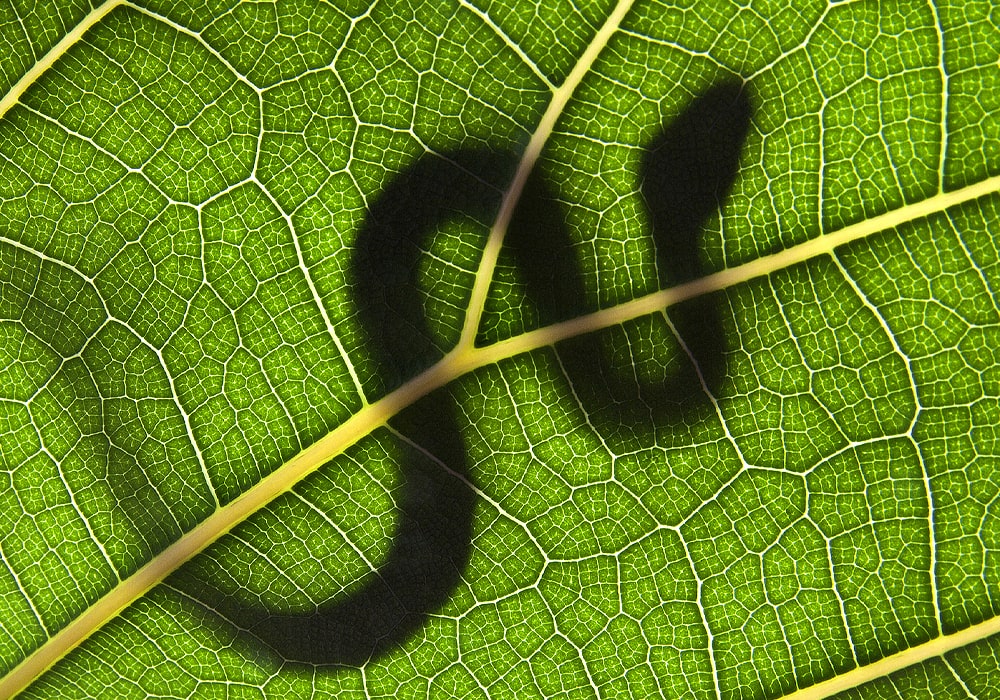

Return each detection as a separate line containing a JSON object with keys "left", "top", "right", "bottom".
{"left": 352, "top": 150, "right": 517, "bottom": 393}
{"left": 509, "top": 79, "right": 751, "bottom": 445}
{"left": 184, "top": 80, "right": 751, "bottom": 666}
{"left": 641, "top": 79, "right": 751, "bottom": 397}
{"left": 182, "top": 150, "right": 512, "bottom": 665}
{"left": 238, "top": 391, "right": 474, "bottom": 665}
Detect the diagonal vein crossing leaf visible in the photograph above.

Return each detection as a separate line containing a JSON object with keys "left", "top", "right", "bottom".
{"left": 0, "top": 0, "right": 999, "bottom": 698}
{"left": 3, "top": 166, "right": 997, "bottom": 699}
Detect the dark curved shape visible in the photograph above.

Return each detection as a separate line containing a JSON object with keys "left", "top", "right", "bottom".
{"left": 351, "top": 149, "right": 518, "bottom": 392}
{"left": 242, "top": 390, "right": 475, "bottom": 665}
{"left": 223, "top": 150, "right": 513, "bottom": 665}
{"left": 638, "top": 79, "right": 751, "bottom": 397}
{"left": 182, "top": 80, "right": 751, "bottom": 667}
{"left": 507, "top": 79, "right": 751, "bottom": 442}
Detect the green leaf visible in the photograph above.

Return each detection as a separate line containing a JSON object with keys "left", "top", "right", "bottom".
{"left": 1, "top": 0, "right": 999, "bottom": 698}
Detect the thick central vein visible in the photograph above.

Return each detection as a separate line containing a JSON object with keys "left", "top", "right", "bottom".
{"left": 458, "top": 0, "right": 638, "bottom": 347}
{"left": 0, "top": 0, "right": 124, "bottom": 122}
{"left": 4, "top": 170, "right": 998, "bottom": 699}
{"left": 779, "top": 614, "right": 1000, "bottom": 699}
{"left": 4, "top": 0, "right": 1000, "bottom": 694}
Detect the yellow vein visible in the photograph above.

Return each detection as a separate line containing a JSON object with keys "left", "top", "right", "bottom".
{"left": 0, "top": 356, "right": 461, "bottom": 699}
{"left": 0, "top": 0, "right": 124, "bottom": 122}
{"left": 5, "top": 171, "right": 998, "bottom": 700}
{"left": 475, "top": 173, "right": 1000, "bottom": 363}
{"left": 779, "top": 615, "right": 1000, "bottom": 700}
{"left": 458, "top": 0, "right": 637, "bottom": 347}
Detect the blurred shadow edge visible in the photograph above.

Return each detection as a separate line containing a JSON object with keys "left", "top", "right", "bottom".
{"left": 178, "top": 77, "right": 751, "bottom": 667}
{"left": 245, "top": 390, "right": 475, "bottom": 666}
{"left": 179, "top": 149, "right": 513, "bottom": 666}
{"left": 513, "top": 78, "right": 752, "bottom": 440}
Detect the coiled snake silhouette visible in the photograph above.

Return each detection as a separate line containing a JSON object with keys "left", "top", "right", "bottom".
{"left": 192, "top": 80, "right": 751, "bottom": 665}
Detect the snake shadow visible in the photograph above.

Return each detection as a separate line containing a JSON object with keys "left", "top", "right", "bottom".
{"left": 507, "top": 79, "right": 751, "bottom": 443}
{"left": 189, "top": 79, "right": 751, "bottom": 666}
{"left": 250, "top": 150, "right": 513, "bottom": 665}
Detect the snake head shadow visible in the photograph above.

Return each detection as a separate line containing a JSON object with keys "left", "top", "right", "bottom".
{"left": 176, "top": 80, "right": 751, "bottom": 666}
{"left": 508, "top": 78, "right": 752, "bottom": 443}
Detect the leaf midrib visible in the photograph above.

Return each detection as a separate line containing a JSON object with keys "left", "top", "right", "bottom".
{"left": 0, "top": 0, "right": 125, "bottom": 123}
{"left": 5, "top": 172, "right": 998, "bottom": 699}
{"left": 2, "top": 2, "right": 1000, "bottom": 698}
{"left": 459, "top": 0, "right": 638, "bottom": 346}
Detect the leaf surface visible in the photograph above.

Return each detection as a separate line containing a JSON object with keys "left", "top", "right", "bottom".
{"left": 1, "top": 0, "right": 999, "bottom": 698}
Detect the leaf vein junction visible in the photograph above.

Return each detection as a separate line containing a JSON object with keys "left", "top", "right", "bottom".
{"left": 3, "top": 169, "right": 996, "bottom": 698}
